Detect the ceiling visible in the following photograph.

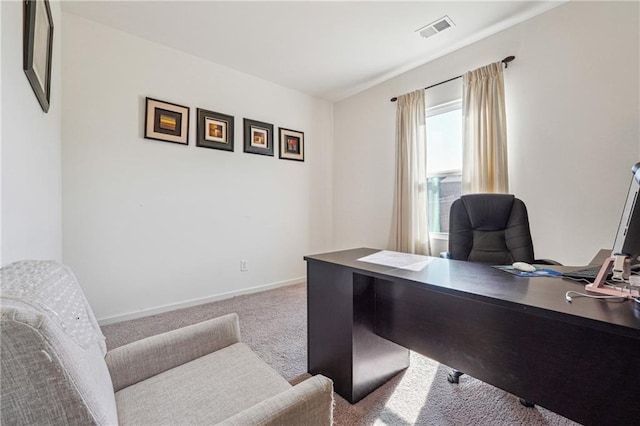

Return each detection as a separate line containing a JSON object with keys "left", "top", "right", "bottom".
{"left": 61, "top": 1, "right": 563, "bottom": 101}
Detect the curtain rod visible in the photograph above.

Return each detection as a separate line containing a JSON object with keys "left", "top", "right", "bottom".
{"left": 389, "top": 56, "right": 515, "bottom": 102}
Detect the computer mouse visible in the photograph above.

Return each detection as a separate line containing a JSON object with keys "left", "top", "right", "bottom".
{"left": 512, "top": 262, "right": 537, "bottom": 272}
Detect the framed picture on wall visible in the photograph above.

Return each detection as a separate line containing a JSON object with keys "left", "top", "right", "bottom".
{"left": 196, "top": 108, "right": 234, "bottom": 152}
{"left": 243, "top": 118, "right": 274, "bottom": 156}
{"left": 144, "top": 97, "right": 190, "bottom": 145}
{"left": 23, "top": 0, "right": 54, "bottom": 113}
{"left": 278, "top": 128, "right": 305, "bottom": 161}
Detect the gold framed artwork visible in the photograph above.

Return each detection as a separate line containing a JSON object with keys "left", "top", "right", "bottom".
{"left": 23, "top": 0, "right": 54, "bottom": 113}
{"left": 278, "top": 128, "right": 304, "bottom": 161}
{"left": 144, "top": 97, "right": 190, "bottom": 145}
{"left": 243, "top": 118, "right": 274, "bottom": 156}
{"left": 196, "top": 108, "right": 234, "bottom": 152}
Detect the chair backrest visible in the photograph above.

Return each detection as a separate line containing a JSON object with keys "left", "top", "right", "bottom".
{"left": 448, "top": 193, "right": 535, "bottom": 264}
{"left": 1, "top": 260, "right": 118, "bottom": 425}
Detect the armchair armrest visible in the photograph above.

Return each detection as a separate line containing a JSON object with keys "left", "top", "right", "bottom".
{"left": 106, "top": 313, "right": 240, "bottom": 391}
{"left": 218, "top": 375, "right": 334, "bottom": 426}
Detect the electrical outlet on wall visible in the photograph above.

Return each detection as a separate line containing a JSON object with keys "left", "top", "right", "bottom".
{"left": 240, "top": 259, "right": 248, "bottom": 272}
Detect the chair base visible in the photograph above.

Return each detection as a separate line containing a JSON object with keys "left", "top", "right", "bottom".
{"left": 447, "top": 370, "right": 464, "bottom": 384}
{"left": 519, "top": 398, "right": 535, "bottom": 408}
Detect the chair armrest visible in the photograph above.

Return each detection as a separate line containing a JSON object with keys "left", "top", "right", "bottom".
{"left": 218, "top": 375, "right": 333, "bottom": 426}
{"left": 106, "top": 313, "right": 240, "bottom": 392}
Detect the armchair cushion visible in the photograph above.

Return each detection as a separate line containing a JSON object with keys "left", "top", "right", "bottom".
{"left": 115, "top": 342, "right": 291, "bottom": 424}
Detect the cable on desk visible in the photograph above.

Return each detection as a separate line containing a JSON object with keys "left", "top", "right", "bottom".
{"left": 565, "top": 291, "right": 627, "bottom": 303}
{"left": 562, "top": 276, "right": 630, "bottom": 287}
{"left": 561, "top": 276, "right": 592, "bottom": 284}
{"left": 562, "top": 275, "right": 640, "bottom": 292}
{"left": 561, "top": 267, "right": 640, "bottom": 285}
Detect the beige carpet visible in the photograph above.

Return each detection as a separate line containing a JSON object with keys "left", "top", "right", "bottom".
{"left": 102, "top": 283, "right": 578, "bottom": 425}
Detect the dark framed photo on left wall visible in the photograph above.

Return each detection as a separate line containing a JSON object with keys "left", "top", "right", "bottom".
{"left": 196, "top": 108, "right": 234, "bottom": 152}
{"left": 144, "top": 97, "right": 190, "bottom": 145}
{"left": 23, "top": 0, "right": 54, "bottom": 113}
{"left": 243, "top": 118, "right": 274, "bottom": 156}
{"left": 278, "top": 127, "right": 305, "bottom": 162}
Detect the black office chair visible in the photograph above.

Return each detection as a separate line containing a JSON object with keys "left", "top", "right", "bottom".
{"left": 449, "top": 193, "right": 538, "bottom": 264}
{"left": 443, "top": 193, "right": 559, "bottom": 408}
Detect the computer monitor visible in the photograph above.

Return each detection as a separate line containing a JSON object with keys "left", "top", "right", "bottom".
{"left": 612, "top": 162, "right": 640, "bottom": 260}
{"left": 585, "top": 162, "right": 640, "bottom": 298}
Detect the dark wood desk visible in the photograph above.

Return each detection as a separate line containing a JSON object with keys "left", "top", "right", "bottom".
{"left": 305, "top": 248, "right": 640, "bottom": 425}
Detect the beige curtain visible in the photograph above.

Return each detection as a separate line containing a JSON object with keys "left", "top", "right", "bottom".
{"left": 391, "top": 90, "right": 430, "bottom": 255}
{"left": 461, "top": 62, "right": 509, "bottom": 194}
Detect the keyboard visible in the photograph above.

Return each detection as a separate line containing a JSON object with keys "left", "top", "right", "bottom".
{"left": 561, "top": 264, "right": 640, "bottom": 282}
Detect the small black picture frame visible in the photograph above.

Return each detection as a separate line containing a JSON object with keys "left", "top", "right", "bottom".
{"left": 278, "top": 128, "right": 305, "bottom": 162}
{"left": 144, "top": 97, "right": 190, "bottom": 145}
{"left": 196, "top": 108, "right": 234, "bottom": 152}
{"left": 23, "top": 0, "right": 54, "bottom": 113}
{"left": 243, "top": 118, "right": 274, "bottom": 156}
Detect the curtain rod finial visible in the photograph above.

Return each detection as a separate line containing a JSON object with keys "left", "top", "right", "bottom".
{"left": 503, "top": 55, "right": 515, "bottom": 68}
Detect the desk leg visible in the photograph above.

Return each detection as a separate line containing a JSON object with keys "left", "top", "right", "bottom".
{"left": 307, "top": 261, "right": 409, "bottom": 403}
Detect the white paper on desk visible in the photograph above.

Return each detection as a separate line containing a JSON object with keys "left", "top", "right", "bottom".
{"left": 358, "top": 250, "right": 432, "bottom": 271}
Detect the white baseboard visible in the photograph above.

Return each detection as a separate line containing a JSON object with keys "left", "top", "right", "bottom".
{"left": 97, "top": 277, "right": 305, "bottom": 326}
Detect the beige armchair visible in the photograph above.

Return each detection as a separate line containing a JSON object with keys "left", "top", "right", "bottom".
{"left": 0, "top": 260, "right": 333, "bottom": 425}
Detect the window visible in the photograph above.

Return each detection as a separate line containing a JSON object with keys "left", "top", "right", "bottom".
{"left": 426, "top": 100, "right": 462, "bottom": 233}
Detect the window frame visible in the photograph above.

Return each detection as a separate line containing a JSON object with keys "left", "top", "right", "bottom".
{"left": 426, "top": 99, "right": 461, "bottom": 118}
{"left": 426, "top": 99, "right": 462, "bottom": 238}
{"left": 425, "top": 98, "right": 462, "bottom": 179}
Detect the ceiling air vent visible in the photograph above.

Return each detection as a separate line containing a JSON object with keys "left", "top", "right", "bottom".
{"left": 416, "top": 16, "right": 455, "bottom": 39}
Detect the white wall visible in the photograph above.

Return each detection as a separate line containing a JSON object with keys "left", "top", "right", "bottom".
{"left": 1, "top": 1, "right": 3, "bottom": 263}
{"left": 333, "top": 1, "right": 639, "bottom": 266}
{"left": 1, "top": 0, "right": 63, "bottom": 266}
{"left": 62, "top": 14, "right": 333, "bottom": 322}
